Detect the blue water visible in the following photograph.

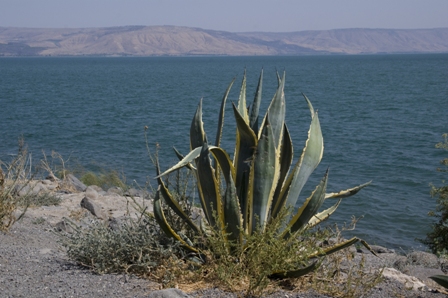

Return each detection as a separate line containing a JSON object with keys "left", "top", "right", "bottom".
{"left": 1, "top": 55, "right": 447, "bottom": 251}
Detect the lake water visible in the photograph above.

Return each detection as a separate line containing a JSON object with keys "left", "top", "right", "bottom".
{"left": 1, "top": 55, "right": 447, "bottom": 251}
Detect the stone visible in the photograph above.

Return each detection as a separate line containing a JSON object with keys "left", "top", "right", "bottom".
{"left": 382, "top": 267, "right": 427, "bottom": 291}
{"left": 17, "top": 181, "right": 48, "bottom": 197}
{"left": 393, "top": 255, "right": 409, "bottom": 272}
{"left": 88, "top": 185, "right": 104, "bottom": 193}
{"left": 45, "top": 173, "right": 60, "bottom": 182}
{"left": 66, "top": 174, "right": 87, "bottom": 192}
{"left": 107, "top": 186, "right": 124, "bottom": 196}
{"left": 146, "top": 289, "right": 190, "bottom": 298}
{"left": 370, "top": 245, "right": 395, "bottom": 254}
{"left": 407, "top": 251, "right": 440, "bottom": 269}
{"left": 80, "top": 197, "right": 108, "bottom": 220}
{"left": 85, "top": 186, "right": 99, "bottom": 200}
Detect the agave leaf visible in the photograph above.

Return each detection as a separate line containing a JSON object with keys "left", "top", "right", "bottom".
{"left": 190, "top": 99, "right": 207, "bottom": 150}
{"left": 215, "top": 77, "right": 236, "bottom": 148}
{"left": 325, "top": 181, "right": 372, "bottom": 199}
{"left": 269, "top": 261, "right": 318, "bottom": 279}
{"left": 173, "top": 147, "right": 196, "bottom": 171}
{"left": 430, "top": 275, "right": 448, "bottom": 289}
{"left": 250, "top": 116, "right": 279, "bottom": 232}
{"left": 259, "top": 71, "right": 285, "bottom": 148}
{"left": 272, "top": 124, "right": 293, "bottom": 216}
{"left": 232, "top": 102, "right": 258, "bottom": 222}
{"left": 306, "top": 198, "right": 342, "bottom": 229}
{"left": 157, "top": 182, "right": 201, "bottom": 234}
{"left": 223, "top": 174, "right": 242, "bottom": 243}
{"left": 273, "top": 95, "right": 323, "bottom": 217}
{"left": 155, "top": 161, "right": 200, "bottom": 234}
{"left": 196, "top": 143, "right": 223, "bottom": 229}
{"left": 209, "top": 146, "right": 236, "bottom": 184}
{"left": 309, "top": 237, "right": 377, "bottom": 258}
{"left": 249, "top": 69, "right": 263, "bottom": 135}
{"left": 237, "top": 69, "right": 249, "bottom": 124}
{"left": 282, "top": 169, "right": 328, "bottom": 237}
{"left": 302, "top": 93, "right": 315, "bottom": 114}
{"left": 213, "top": 78, "right": 236, "bottom": 187}
{"left": 156, "top": 146, "right": 202, "bottom": 178}
{"left": 153, "top": 188, "right": 198, "bottom": 253}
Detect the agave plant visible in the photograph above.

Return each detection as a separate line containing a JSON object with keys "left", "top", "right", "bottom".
{"left": 430, "top": 275, "right": 448, "bottom": 290}
{"left": 153, "top": 70, "right": 372, "bottom": 277}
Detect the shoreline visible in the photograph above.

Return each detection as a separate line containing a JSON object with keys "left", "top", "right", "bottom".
{"left": 1, "top": 177, "right": 448, "bottom": 297}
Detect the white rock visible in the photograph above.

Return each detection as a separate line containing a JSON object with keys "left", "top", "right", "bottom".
{"left": 382, "top": 267, "right": 427, "bottom": 291}
{"left": 85, "top": 186, "right": 99, "bottom": 200}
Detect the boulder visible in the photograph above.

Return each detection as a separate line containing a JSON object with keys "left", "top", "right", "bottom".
{"left": 85, "top": 186, "right": 99, "bottom": 200}
{"left": 40, "top": 179, "right": 59, "bottom": 190}
{"left": 80, "top": 197, "right": 108, "bottom": 220}
{"left": 407, "top": 251, "right": 440, "bottom": 269}
{"left": 66, "top": 174, "right": 87, "bottom": 192}
{"left": 382, "top": 267, "right": 427, "bottom": 291}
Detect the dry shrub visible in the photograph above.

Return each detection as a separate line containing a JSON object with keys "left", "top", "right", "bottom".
{"left": 58, "top": 214, "right": 189, "bottom": 288}
{"left": 188, "top": 209, "right": 328, "bottom": 297}
{"left": 184, "top": 216, "right": 383, "bottom": 297}
{"left": 0, "top": 139, "right": 34, "bottom": 231}
{"left": 277, "top": 220, "right": 383, "bottom": 298}
{"left": 60, "top": 200, "right": 382, "bottom": 297}
{"left": 299, "top": 248, "right": 383, "bottom": 298}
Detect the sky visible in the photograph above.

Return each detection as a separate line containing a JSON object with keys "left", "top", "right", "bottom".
{"left": 1, "top": 0, "right": 448, "bottom": 32}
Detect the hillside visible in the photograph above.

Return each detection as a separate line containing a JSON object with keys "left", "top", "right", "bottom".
{"left": 1, "top": 26, "right": 447, "bottom": 56}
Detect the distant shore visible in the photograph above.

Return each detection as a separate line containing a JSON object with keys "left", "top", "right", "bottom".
{"left": 1, "top": 26, "right": 448, "bottom": 56}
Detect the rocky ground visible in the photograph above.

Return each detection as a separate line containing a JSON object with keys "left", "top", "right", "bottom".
{"left": 1, "top": 176, "right": 448, "bottom": 297}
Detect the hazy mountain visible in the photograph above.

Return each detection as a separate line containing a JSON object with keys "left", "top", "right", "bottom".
{"left": 1, "top": 26, "right": 447, "bottom": 56}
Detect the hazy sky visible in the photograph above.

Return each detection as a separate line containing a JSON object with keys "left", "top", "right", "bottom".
{"left": 2, "top": 0, "right": 448, "bottom": 32}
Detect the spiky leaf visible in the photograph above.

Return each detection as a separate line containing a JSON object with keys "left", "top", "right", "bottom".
{"left": 430, "top": 275, "right": 448, "bottom": 289}
{"left": 273, "top": 95, "right": 323, "bottom": 217}
{"left": 307, "top": 198, "right": 342, "bottom": 229}
{"left": 270, "top": 261, "right": 318, "bottom": 279}
{"left": 156, "top": 146, "right": 202, "bottom": 178}
{"left": 196, "top": 143, "right": 223, "bottom": 229}
{"left": 272, "top": 124, "right": 293, "bottom": 214}
{"left": 283, "top": 169, "right": 328, "bottom": 237}
{"left": 259, "top": 71, "right": 285, "bottom": 148}
{"left": 232, "top": 103, "right": 257, "bottom": 223}
{"left": 237, "top": 70, "right": 249, "bottom": 124}
{"left": 325, "top": 181, "right": 372, "bottom": 199}
{"left": 223, "top": 174, "right": 242, "bottom": 243}
{"left": 215, "top": 78, "right": 235, "bottom": 148}
{"left": 250, "top": 116, "right": 278, "bottom": 232}
{"left": 190, "top": 99, "right": 206, "bottom": 150}
{"left": 249, "top": 69, "right": 263, "bottom": 135}
{"left": 309, "top": 237, "right": 377, "bottom": 258}
{"left": 153, "top": 188, "right": 198, "bottom": 253}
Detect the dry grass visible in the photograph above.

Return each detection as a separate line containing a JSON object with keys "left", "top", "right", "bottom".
{"left": 189, "top": 221, "right": 383, "bottom": 297}
{"left": 0, "top": 139, "right": 34, "bottom": 231}
{"left": 60, "top": 192, "right": 382, "bottom": 297}
{"left": 58, "top": 213, "right": 190, "bottom": 288}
